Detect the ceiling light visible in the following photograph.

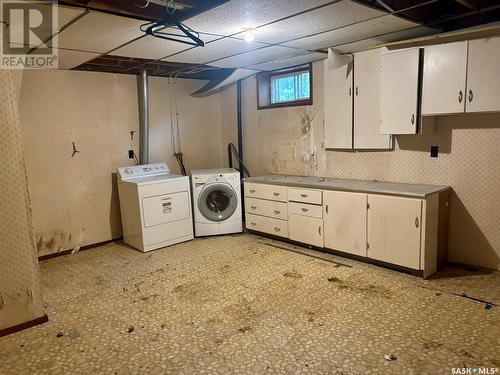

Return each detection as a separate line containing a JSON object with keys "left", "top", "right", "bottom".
{"left": 244, "top": 29, "right": 255, "bottom": 43}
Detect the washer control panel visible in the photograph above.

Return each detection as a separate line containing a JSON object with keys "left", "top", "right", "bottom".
{"left": 118, "top": 163, "right": 170, "bottom": 180}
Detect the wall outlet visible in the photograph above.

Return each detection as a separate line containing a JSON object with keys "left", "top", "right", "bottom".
{"left": 431, "top": 146, "right": 438, "bottom": 158}
{"left": 128, "top": 150, "right": 134, "bottom": 159}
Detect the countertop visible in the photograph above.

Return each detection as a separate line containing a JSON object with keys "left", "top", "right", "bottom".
{"left": 243, "top": 175, "right": 450, "bottom": 198}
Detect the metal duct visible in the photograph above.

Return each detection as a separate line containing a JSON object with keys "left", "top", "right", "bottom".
{"left": 137, "top": 70, "right": 149, "bottom": 164}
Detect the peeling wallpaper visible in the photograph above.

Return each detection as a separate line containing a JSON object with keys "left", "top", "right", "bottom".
{"left": 233, "top": 62, "right": 500, "bottom": 270}
{"left": 19, "top": 70, "right": 223, "bottom": 257}
{"left": 0, "top": 70, "right": 43, "bottom": 330}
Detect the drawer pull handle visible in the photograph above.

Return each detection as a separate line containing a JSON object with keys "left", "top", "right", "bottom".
{"left": 300, "top": 194, "right": 308, "bottom": 198}
{"left": 301, "top": 208, "right": 309, "bottom": 212}
{"left": 251, "top": 206, "right": 257, "bottom": 210}
{"left": 415, "top": 217, "right": 419, "bottom": 228}
{"left": 250, "top": 222, "right": 256, "bottom": 226}
{"left": 274, "top": 227, "right": 281, "bottom": 232}
{"left": 273, "top": 192, "right": 280, "bottom": 196}
{"left": 458, "top": 90, "right": 463, "bottom": 103}
{"left": 411, "top": 113, "right": 415, "bottom": 125}
{"left": 468, "top": 89, "right": 473, "bottom": 103}
{"left": 325, "top": 204, "right": 329, "bottom": 214}
{"left": 249, "top": 189, "right": 256, "bottom": 193}
{"left": 274, "top": 210, "right": 281, "bottom": 214}
{"left": 318, "top": 226, "right": 322, "bottom": 235}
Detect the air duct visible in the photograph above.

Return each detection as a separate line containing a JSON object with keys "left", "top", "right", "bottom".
{"left": 137, "top": 70, "right": 149, "bottom": 164}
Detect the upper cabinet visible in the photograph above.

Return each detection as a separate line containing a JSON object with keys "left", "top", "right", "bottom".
{"left": 354, "top": 49, "right": 392, "bottom": 149}
{"left": 422, "top": 41, "right": 468, "bottom": 115}
{"left": 466, "top": 36, "right": 500, "bottom": 113}
{"left": 324, "top": 49, "right": 391, "bottom": 149}
{"left": 380, "top": 48, "right": 422, "bottom": 135}
{"left": 323, "top": 59, "right": 353, "bottom": 149}
{"left": 422, "top": 36, "right": 500, "bottom": 115}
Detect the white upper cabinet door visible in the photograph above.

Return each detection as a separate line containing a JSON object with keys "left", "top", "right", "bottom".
{"left": 323, "top": 190, "right": 367, "bottom": 257}
{"left": 353, "top": 49, "right": 392, "bottom": 149}
{"left": 422, "top": 41, "right": 468, "bottom": 115}
{"left": 323, "top": 59, "right": 353, "bottom": 149}
{"left": 380, "top": 48, "right": 421, "bottom": 135}
{"left": 367, "top": 194, "right": 422, "bottom": 270}
{"left": 466, "top": 36, "right": 500, "bottom": 113}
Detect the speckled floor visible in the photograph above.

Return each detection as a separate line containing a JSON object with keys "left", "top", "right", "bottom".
{"left": 1, "top": 233, "right": 499, "bottom": 375}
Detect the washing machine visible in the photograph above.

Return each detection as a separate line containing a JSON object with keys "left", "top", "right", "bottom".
{"left": 191, "top": 169, "right": 242, "bottom": 237}
{"left": 117, "top": 162, "right": 193, "bottom": 252}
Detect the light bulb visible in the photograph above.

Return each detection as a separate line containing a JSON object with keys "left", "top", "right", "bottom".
{"left": 244, "top": 30, "right": 255, "bottom": 42}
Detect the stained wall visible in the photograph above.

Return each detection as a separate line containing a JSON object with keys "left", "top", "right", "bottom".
{"left": 229, "top": 61, "right": 500, "bottom": 270}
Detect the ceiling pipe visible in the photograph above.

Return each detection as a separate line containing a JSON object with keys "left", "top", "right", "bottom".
{"left": 137, "top": 70, "right": 149, "bottom": 164}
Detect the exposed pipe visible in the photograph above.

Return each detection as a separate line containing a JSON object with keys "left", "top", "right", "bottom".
{"left": 137, "top": 70, "right": 149, "bottom": 164}
{"left": 237, "top": 80, "right": 243, "bottom": 178}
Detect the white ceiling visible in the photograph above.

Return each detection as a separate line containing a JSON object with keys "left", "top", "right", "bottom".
{"left": 235, "top": 0, "right": 385, "bottom": 45}
{"left": 182, "top": 0, "right": 335, "bottom": 36}
{"left": 165, "top": 37, "right": 267, "bottom": 64}
{"left": 24, "top": 0, "right": 439, "bottom": 73}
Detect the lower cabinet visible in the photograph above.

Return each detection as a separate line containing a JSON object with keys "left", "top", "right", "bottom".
{"left": 367, "top": 194, "right": 422, "bottom": 269}
{"left": 323, "top": 190, "right": 367, "bottom": 257}
{"left": 288, "top": 214, "right": 324, "bottom": 248}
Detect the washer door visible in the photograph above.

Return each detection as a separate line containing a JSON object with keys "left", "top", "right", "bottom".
{"left": 198, "top": 183, "right": 238, "bottom": 222}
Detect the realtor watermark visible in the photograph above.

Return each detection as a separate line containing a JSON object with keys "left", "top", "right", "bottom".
{"left": 1, "top": 0, "right": 58, "bottom": 69}
{"left": 451, "top": 368, "right": 498, "bottom": 374}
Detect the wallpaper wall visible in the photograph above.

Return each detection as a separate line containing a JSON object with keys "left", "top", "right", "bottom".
{"left": 18, "top": 70, "right": 223, "bottom": 257}
{"left": 231, "top": 62, "right": 500, "bottom": 270}
{"left": 0, "top": 70, "right": 44, "bottom": 330}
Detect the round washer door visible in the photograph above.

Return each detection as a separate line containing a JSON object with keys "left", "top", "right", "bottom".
{"left": 198, "top": 183, "right": 238, "bottom": 222}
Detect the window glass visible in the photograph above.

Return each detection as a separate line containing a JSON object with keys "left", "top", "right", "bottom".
{"left": 271, "top": 70, "right": 310, "bottom": 104}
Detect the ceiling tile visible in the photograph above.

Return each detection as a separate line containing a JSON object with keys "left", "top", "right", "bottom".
{"left": 165, "top": 37, "right": 267, "bottom": 64}
{"left": 248, "top": 52, "right": 327, "bottom": 71}
{"left": 56, "top": 49, "right": 100, "bottom": 69}
{"left": 283, "top": 14, "right": 418, "bottom": 51}
{"left": 57, "top": 5, "right": 87, "bottom": 32}
{"left": 334, "top": 25, "right": 437, "bottom": 53}
{"left": 57, "top": 11, "right": 144, "bottom": 53}
{"left": 183, "top": 0, "right": 334, "bottom": 36}
{"left": 113, "top": 32, "right": 219, "bottom": 60}
{"left": 211, "top": 45, "right": 302, "bottom": 68}
{"left": 236, "top": 0, "right": 385, "bottom": 44}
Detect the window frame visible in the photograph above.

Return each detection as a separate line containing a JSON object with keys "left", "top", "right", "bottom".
{"left": 256, "top": 63, "right": 313, "bottom": 110}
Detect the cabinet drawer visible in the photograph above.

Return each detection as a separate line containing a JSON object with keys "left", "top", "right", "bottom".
{"left": 287, "top": 188, "right": 322, "bottom": 205}
{"left": 288, "top": 214, "right": 323, "bottom": 248}
{"left": 246, "top": 214, "right": 288, "bottom": 238}
{"left": 245, "top": 197, "right": 287, "bottom": 220}
{"left": 288, "top": 201, "right": 322, "bottom": 219}
{"left": 245, "top": 183, "right": 286, "bottom": 202}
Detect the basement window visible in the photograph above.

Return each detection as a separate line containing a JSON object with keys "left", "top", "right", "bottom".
{"left": 257, "top": 64, "right": 312, "bottom": 109}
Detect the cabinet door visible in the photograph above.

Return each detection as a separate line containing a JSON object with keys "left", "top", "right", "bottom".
{"left": 367, "top": 195, "right": 422, "bottom": 269}
{"left": 466, "top": 36, "right": 500, "bottom": 113}
{"left": 323, "top": 191, "right": 367, "bottom": 257}
{"left": 354, "top": 49, "right": 392, "bottom": 149}
{"left": 422, "top": 41, "right": 467, "bottom": 115}
{"left": 380, "top": 48, "right": 421, "bottom": 134}
{"left": 324, "top": 59, "right": 353, "bottom": 149}
{"left": 288, "top": 214, "right": 323, "bottom": 248}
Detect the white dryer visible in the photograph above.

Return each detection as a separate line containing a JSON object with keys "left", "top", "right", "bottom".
{"left": 191, "top": 169, "right": 242, "bottom": 237}
{"left": 117, "top": 163, "right": 193, "bottom": 252}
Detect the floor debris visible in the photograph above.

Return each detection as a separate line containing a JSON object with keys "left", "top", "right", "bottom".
{"left": 384, "top": 354, "right": 398, "bottom": 361}
{"left": 56, "top": 332, "right": 63, "bottom": 338}
{"left": 127, "top": 326, "right": 134, "bottom": 333}
{"left": 68, "top": 331, "right": 80, "bottom": 340}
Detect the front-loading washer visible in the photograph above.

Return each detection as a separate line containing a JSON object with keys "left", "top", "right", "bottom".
{"left": 190, "top": 169, "right": 242, "bottom": 237}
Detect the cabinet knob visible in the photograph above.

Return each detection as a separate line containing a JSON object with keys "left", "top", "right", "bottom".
{"left": 349, "top": 87, "right": 351, "bottom": 96}
{"left": 355, "top": 86, "right": 358, "bottom": 96}
{"left": 274, "top": 227, "right": 281, "bottom": 232}
{"left": 468, "top": 89, "right": 473, "bottom": 103}
{"left": 325, "top": 204, "right": 329, "bottom": 214}
{"left": 415, "top": 217, "right": 419, "bottom": 228}
{"left": 274, "top": 210, "right": 280, "bottom": 215}
{"left": 301, "top": 208, "right": 309, "bottom": 212}
{"left": 318, "top": 226, "right": 322, "bottom": 235}
{"left": 273, "top": 192, "right": 280, "bottom": 196}
{"left": 250, "top": 222, "right": 256, "bottom": 226}
{"left": 300, "top": 194, "right": 308, "bottom": 198}
{"left": 458, "top": 90, "right": 463, "bottom": 103}
{"left": 249, "top": 189, "right": 256, "bottom": 193}
{"left": 251, "top": 206, "right": 257, "bottom": 210}
{"left": 411, "top": 113, "right": 415, "bottom": 125}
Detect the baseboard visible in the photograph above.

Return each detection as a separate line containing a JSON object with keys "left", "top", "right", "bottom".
{"left": 0, "top": 314, "right": 48, "bottom": 338}
{"left": 38, "top": 238, "right": 123, "bottom": 262}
